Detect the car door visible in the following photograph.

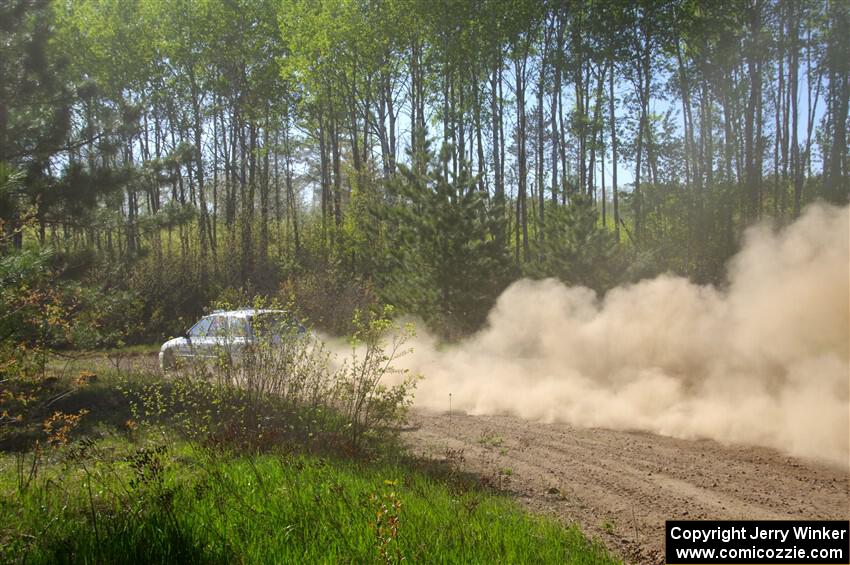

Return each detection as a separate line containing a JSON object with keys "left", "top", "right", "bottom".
{"left": 196, "top": 315, "right": 228, "bottom": 358}
{"left": 179, "top": 316, "right": 213, "bottom": 359}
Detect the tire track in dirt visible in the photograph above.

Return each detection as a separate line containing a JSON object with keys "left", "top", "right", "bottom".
{"left": 401, "top": 409, "right": 850, "bottom": 564}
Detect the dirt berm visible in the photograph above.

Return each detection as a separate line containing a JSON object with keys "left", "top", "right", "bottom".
{"left": 401, "top": 409, "right": 850, "bottom": 565}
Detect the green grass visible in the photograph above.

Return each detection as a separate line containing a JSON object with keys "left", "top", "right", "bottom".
{"left": 1, "top": 361, "right": 618, "bottom": 564}
{"left": 44, "top": 346, "right": 162, "bottom": 378}
{"left": 0, "top": 439, "right": 617, "bottom": 564}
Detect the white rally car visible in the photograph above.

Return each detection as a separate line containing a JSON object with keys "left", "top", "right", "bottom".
{"left": 159, "top": 309, "right": 305, "bottom": 370}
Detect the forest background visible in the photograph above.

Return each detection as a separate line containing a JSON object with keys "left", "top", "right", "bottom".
{"left": 2, "top": 0, "right": 848, "bottom": 361}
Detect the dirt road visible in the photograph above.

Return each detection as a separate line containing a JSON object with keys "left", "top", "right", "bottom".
{"left": 401, "top": 409, "right": 850, "bottom": 564}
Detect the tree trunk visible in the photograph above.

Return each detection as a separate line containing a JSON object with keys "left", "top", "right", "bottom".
{"left": 588, "top": 64, "right": 605, "bottom": 203}
{"left": 536, "top": 55, "right": 546, "bottom": 239}
{"left": 283, "top": 115, "right": 300, "bottom": 256}
{"left": 609, "top": 66, "right": 619, "bottom": 242}
{"left": 491, "top": 55, "right": 505, "bottom": 246}
{"left": 331, "top": 114, "right": 343, "bottom": 228}
{"left": 826, "top": 0, "right": 849, "bottom": 202}
{"left": 789, "top": 3, "right": 802, "bottom": 217}
{"left": 259, "top": 116, "right": 270, "bottom": 262}
{"left": 514, "top": 48, "right": 529, "bottom": 262}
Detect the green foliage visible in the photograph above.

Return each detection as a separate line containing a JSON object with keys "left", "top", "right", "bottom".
{"left": 0, "top": 164, "right": 25, "bottom": 235}
{"left": 623, "top": 182, "right": 753, "bottom": 284}
{"left": 125, "top": 254, "right": 216, "bottom": 342}
{"left": 528, "top": 195, "right": 625, "bottom": 292}
{"left": 280, "top": 265, "right": 378, "bottom": 335}
{"left": 0, "top": 0, "right": 72, "bottom": 167}
{"left": 338, "top": 307, "right": 419, "bottom": 448}
{"left": 0, "top": 248, "right": 66, "bottom": 374}
{"left": 0, "top": 438, "right": 619, "bottom": 565}
{"left": 125, "top": 302, "right": 416, "bottom": 454}
{"left": 378, "top": 142, "right": 512, "bottom": 336}
{"left": 43, "top": 163, "right": 131, "bottom": 227}
{"left": 0, "top": 245, "right": 143, "bottom": 383}
{"left": 2, "top": 0, "right": 847, "bottom": 344}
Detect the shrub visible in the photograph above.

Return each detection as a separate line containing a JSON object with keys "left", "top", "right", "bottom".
{"left": 335, "top": 307, "right": 418, "bottom": 449}
{"left": 137, "top": 302, "right": 418, "bottom": 454}
{"left": 279, "top": 266, "right": 378, "bottom": 336}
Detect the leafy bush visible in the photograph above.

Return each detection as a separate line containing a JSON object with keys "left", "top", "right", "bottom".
{"left": 279, "top": 265, "right": 378, "bottom": 336}
{"left": 135, "top": 303, "right": 417, "bottom": 453}
{"left": 126, "top": 254, "right": 216, "bottom": 342}
{"left": 0, "top": 245, "right": 141, "bottom": 381}
{"left": 335, "top": 307, "right": 418, "bottom": 449}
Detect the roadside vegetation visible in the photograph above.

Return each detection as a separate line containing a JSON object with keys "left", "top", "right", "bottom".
{"left": 2, "top": 435, "right": 614, "bottom": 564}
{"left": 0, "top": 308, "right": 618, "bottom": 564}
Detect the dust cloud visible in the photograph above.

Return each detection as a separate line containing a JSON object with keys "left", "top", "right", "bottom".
{"left": 397, "top": 203, "right": 850, "bottom": 466}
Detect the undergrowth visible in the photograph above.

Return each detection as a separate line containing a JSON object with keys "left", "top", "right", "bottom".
{"left": 0, "top": 307, "right": 619, "bottom": 564}
{"left": 0, "top": 439, "right": 617, "bottom": 564}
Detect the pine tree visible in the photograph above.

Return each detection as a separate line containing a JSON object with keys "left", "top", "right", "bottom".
{"left": 530, "top": 195, "right": 623, "bottom": 292}
{"left": 378, "top": 140, "right": 511, "bottom": 335}
{"left": 0, "top": 0, "right": 72, "bottom": 249}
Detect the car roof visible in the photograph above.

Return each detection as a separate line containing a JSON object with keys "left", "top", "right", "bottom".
{"left": 206, "top": 309, "right": 289, "bottom": 319}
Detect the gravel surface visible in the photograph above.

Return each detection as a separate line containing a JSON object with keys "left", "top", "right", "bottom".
{"left": 401, "top": 409, "right": 850, "bottom": 565}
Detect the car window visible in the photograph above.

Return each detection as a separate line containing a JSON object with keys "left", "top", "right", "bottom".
{"left": 188, "top": 317, "right": 212, "bottom": 337}
{"left": 229, "top": 317, "right": 249, "bottom": 337}
{"left": 251, "top": 313, "right": 296, "bottom": 336}
{"left": 207, "top": 315, "right": 229, "bottom": 337}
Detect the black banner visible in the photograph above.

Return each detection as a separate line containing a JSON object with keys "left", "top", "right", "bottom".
{"left": 666, "top": 520, "right": 850, "bottom": 564}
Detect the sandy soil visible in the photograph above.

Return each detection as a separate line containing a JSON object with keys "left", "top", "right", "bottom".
{"left": 401, "top": 409, "right": 850, "bottom": 565}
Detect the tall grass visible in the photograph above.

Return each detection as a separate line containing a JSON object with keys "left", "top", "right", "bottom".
{"left": 1, "top": 314, "right": 619, "bottom": 564}
{"left": 0, "top": 440, "right": 618, "bottom": 564}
